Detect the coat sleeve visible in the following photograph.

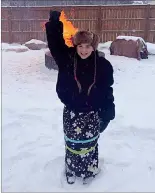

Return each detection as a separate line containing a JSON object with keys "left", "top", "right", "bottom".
{"left": 98, "top": 58, "right": 115, "bottom": 121}
{"left": 45, "top": 20, "right": 73, "bottom": 71}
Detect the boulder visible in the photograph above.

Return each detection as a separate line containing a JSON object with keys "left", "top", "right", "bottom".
{"left": 5, "top": 45, "right": 29, "bottom": 53}
{"left": 45, "top": 50, "right": 58, "bottom": 70}
{"left": 25, "top": 39, "right": 47, "bottom": 50}
{"left": 110, "top": 36, "right": 148, "bottom": 60}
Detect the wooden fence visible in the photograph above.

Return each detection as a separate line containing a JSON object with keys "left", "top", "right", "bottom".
{"left": 1, "top": 5, "right": 155, "bottom": 43}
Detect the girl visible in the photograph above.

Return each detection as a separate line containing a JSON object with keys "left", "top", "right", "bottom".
{"left": 45, "top": 10, "right": 115, "bottom": 184}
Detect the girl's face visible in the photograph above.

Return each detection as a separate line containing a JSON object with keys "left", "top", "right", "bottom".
{"left": 76, "top": 43, "right": 94, "bottom": 59}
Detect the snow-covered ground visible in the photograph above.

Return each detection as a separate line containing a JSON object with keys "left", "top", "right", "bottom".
{"left": 2, "top": 43, "right": 155, "bottom": 192}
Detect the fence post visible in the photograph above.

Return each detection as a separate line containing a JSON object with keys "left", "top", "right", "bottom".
{"left": 8, "top": 7, "right": 13, "bottom": 43}
{"left": 144, "top": 4, "right": 150, "bottom": 42}
{"left": 97, "top": 6, "right": 102, "bottom": 40}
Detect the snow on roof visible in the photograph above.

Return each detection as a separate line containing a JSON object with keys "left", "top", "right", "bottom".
{"left": 133, "top": 1, "right": 144, "bottom": 4}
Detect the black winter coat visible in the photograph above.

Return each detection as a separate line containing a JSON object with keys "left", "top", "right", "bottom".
{"left": 45, "top": 17, "right": 115, "bottom": 121}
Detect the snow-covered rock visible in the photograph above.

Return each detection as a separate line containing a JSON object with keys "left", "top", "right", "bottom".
{"left": 25, "top": 39, "right": 47, "bottom": 50}
{"left": 4, "top": 44, "right": 29, "bottom": 53}
{"left": 99, "top": 40, "right": 155, "bottom": 56}
{"left": 117, "top": 35, "right": 145, "bottom": 44}
{"left": 110, "top": 36, "right": 148, "bottom": 60}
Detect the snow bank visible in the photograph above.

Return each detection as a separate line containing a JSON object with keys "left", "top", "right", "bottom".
{"left": 147, "top": 42, "right": 155, "bottom": 55}
{"left": 1, "top": 43, "right": 10, "bottom": 50}
{"left": 98, "top": 41, "right": 112, "bottom": 50}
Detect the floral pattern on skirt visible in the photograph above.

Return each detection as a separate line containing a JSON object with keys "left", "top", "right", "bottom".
{"left": 63, "top": 106, "right": 100, "bottom": 179}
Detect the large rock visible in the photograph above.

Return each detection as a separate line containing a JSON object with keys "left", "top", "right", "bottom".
{"left": 5, "top": 45, "right": 29, "bottom": 53}
{"left": 45, "top": 50, "right": 58, "bottom": 70}
{"left": 110, "top": 36, "right": 148, "bottom": 60}
{"left": 25, "top": 39, "right": 47, "bottom": 50}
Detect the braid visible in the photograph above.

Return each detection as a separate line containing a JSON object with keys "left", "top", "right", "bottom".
{"left": 87, "top": 52, "right": 97, "bottom": 95}
{"left": 74, "top": 53, "right": 82, "bottom": 93}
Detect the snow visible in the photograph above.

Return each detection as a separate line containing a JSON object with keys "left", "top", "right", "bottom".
{"left": 2, "top": 43, "right": 29, "bottom": 52}
{"left": 2, "top": 44, "right": 155, "bottom": 192}
{"left": 133, "top": 1, "right": 144, "bottom": 4}
{"left": 98, "top": 41, "right": 112, "bottom": 50}
{"left": 25, "top": 39, "right": 46, "bottom": 45}
{"left": 5, "top": 45, "right": 29, "bottom": 53}
{"left": 147, "top": 42, "right": 155, "bottom": 55}
{"left": 24, "top": 39, "right": 47, "bottom": 50}
{"left": 1, "top": 43, "right": 10, "bottom": 50}
{"left": 116, "top": 35, "right": 146, "bottom": 44}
